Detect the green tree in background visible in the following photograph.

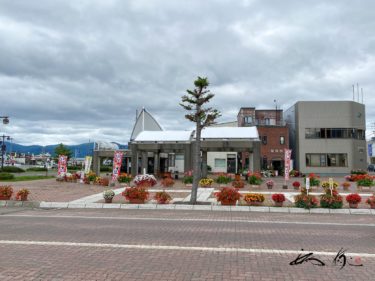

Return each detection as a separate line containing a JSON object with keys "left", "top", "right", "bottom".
{"left": 54, "top": 143, "right": 72, "bottom": 160}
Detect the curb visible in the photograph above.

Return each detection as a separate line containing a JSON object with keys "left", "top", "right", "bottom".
{"left": 0, "top": 200, "right": 40, "bottom": 208}
{"left": 1, "top": 200, "right": 374, "bottom": 215}
{"left": 38, "top": 201, "right": 375, "bottom": 215}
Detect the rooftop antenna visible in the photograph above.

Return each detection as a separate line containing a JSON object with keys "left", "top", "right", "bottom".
{"left": 352, "top": 85, "right": 355, "bottom": 101}
{"left": 357, "top": 83, "right": 359, "bottom": 102}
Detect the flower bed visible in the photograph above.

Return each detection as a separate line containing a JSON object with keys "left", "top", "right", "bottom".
{"left": 294, "top": 193, "right": 318, "bottom": 209}
{"left": 247, "top": 172, "right": 263, "bottom": 185}
{"left": 118, "top": 173, "right": 132, "bottom": 183}
{"left": 122, "top": 186, "right": 149, "bottom": 203}
{"left": 133, "top": 174, "right": 157, "bottom": 187}
{"left": 161, "top": 177, "right": 175, "bottom": 187}
{"left": 243, "top": 193, "right": 265, "bottom": 205}
{"left": 215, "top": 174, "right": 232, "bottom": 185}
{"left": 15, "top": 188, "right": 30, "bottom": 201}
{"left": 0, "top": 185, "right": 13, "bottom": 200}
{"left": 266, "top": 180, "right": 274, "bottom": 189}
{"left": 320, "top": 191, "right": 343, "bottom": 209}
{"left": 304, "top": 173, "right": 320, "bottom": 187}
{"left": 154, "top": 191, "right": 172, "bottom": 204}
{"left": 215, "top": 187, "right": 241, "bottom": 205}
{"left": 199, "top": 178, "right": 214, "bottom": 187}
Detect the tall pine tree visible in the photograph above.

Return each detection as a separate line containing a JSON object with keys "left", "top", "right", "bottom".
{"left": 180, "top": 77, "right": 221, "bottom": 204}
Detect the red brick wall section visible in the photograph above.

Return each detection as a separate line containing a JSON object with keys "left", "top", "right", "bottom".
{"left": 258, "top": 126, "right": 289, "bottom": 167}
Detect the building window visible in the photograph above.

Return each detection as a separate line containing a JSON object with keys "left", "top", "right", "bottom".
{"left": 306, "top": 153, "right": 347, "bottom": 167}
{"left": 262, "top": 136, "right": 267, "bottom": 145}
{"left": 244, "top": 116, "right": 253, "bottom": 125}
{"left": 214, "top": 159, "right": 226, "bottom": 168}
{"left": 305, "top": 128, "right": 365, "bottom": 140}
{"left": 168, "top": 154, "right": 175, "bottom": 167}
{"left": 265, "top": 118, "right": 270, "bottom": 125}
{"left": 280, "top": 136, "right": 285, "bottom": 145}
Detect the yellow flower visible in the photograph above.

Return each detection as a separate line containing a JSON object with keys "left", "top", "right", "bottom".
{"left": 244, "top": 193, "right": 265, "bottom": 203}
{"left": 199, "top": 178, "right": 214, "bottom": 186}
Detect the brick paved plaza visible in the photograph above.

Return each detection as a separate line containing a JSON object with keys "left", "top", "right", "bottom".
{"left": 0, "top": 208, "right": 374, "bottom": 280}
{"left": 2, "top": 175, "right": 374, "bottom": 208}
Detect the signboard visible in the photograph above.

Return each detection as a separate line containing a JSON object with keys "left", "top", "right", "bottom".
{"left": 369, "top": 143, "right": 373, "bottom": 157}
{"left": 84, "top": 156, "right": 92, "bottom": 174}
{"left": 306, "top": 178, "right": 310, "bottom": 190}
{"left": 284, "top": 149, "right": 292, "bottom": 181}
{"left": 112, "top": 151, "right": 123, "bottom": 182}
{"left": 329, "top": 177, "right": 334, "bottom": 196}
{"left": 57, "top": 155, "right": 67, "bottom": 176}
{"left": 306, "top": 177, "right": 310, "bottom": 195}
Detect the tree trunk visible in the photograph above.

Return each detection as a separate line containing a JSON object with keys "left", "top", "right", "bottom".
{"left": 190, "top": 123, "right": 201, "bottom": 204}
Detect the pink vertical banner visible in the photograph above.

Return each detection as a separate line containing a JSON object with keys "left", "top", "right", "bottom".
{"left": 58, "top": 155, "right": 67, "bottom": 176}
{"left": 284, "top": 149, "right": 292, "bottom": 181}
{"left": 112, "top": 151, "right": 123, "bottom": 182}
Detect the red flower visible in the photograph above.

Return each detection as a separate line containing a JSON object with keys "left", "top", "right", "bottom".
{"left": 292, "top": 181, "right": 300, "bottom": 188}
{"left": 215, "top": 187, "right": 241, "bottom": 202}
{"left": 271, "top": 193, "right": 285, "bottom": 203}
{"left": 346, "top": 193, "right": 361, "bottom": 204}
{"left": 122, "top": 186, "right": 149, "bottom": 201}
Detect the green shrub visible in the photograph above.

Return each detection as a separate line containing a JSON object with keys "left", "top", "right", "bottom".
{"left": 350, "top": 169, "right": 367, "bottom": 175}
{"left": 0, "top": 166, "right": 25, "bottom": 173}
{"left": 216, "top": 174, "right": 232, "bottom": 184}
{"left": 294, "top": 194, "right": 318, "bottom": 209}
{"left": 182, "top": 176, "right": 193, "bottom": 184}
{"left": 67, "top": 165, "right": 81, "bottom": 171}
{"left": 320, "top": 194, "right": 343, "bottom": 209}
{"left": 26, "top": 167, "right": 47, "bottom": 172}
{"left": 0, "top": 173, "right": 15, "bottom": 180}
{"left": 247, "top": 172, "right": 262, "bottom": 185}
{"left": 100, "top": 166, "right": 112, "bottom": 172}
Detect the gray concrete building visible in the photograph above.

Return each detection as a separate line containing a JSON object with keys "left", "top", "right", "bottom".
{"left": 284, "top": 101, "right": 366, "bottom": 174}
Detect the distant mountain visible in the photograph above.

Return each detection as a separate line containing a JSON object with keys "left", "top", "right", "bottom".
{"left": 2, "top": 142, "right": 128, "bottom": 158}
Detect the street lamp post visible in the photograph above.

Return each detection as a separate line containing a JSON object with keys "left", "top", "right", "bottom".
{"left": 1, "top": 134, "right": 11, "bottom": 170}
{"left": 1, "top": 116, "right": 10, "bottom": 170}
{"left": 1, "top": 116, "right": 9, "bottom": 125}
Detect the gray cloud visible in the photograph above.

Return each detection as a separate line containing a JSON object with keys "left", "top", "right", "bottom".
{"left": 0, "top": 0, "right": 374, "bottom": 145}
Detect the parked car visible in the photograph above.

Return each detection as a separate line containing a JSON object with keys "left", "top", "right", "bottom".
{"left": 368, "top": 164, "right": 375, "bottom": 172}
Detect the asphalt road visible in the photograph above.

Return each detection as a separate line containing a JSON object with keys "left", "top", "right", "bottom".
{"left": 0, "top": 208, "right": 374, "bottom": 281}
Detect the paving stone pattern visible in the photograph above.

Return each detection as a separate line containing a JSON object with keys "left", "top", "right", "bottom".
{"left": 0, "top": 209, "right": 374, "bottom": 280}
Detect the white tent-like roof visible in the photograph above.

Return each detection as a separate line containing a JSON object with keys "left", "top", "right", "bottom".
{"left": 133, "top": 127, "right": 259, "bottom": 143}
{"left": 130, "top": 108, "right": 163, "bottom": 141}
{"left": 134, "top": 130, "right": 193, "bottom": 142}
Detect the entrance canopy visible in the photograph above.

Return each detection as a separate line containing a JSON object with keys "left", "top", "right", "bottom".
{"left": 134, "top": 130, "right": 193, "bottom": 143}
{"left": 133, "top": 127, "right": 259, "bottom": 143}
{"left": 130, "top": 126, "right": 261, "bottom": 176}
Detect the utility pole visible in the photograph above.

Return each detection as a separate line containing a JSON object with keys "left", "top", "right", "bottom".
{"left": 1, "top": 134, "right": 11, "bottom": 170}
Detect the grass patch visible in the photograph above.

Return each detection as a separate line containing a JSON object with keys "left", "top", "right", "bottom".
{"left": 26, "top": 167, "right": 48, "bottom": 172}
{"left": 0, "top": 166, "right": 25, "bottom": 173}
{"left": 0, "top": 175, "right": 55, "bottom": 182}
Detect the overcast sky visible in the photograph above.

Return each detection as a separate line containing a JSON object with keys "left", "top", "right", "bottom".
{"left": 0, "top": 0, "right": 374, "bottom": 145}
